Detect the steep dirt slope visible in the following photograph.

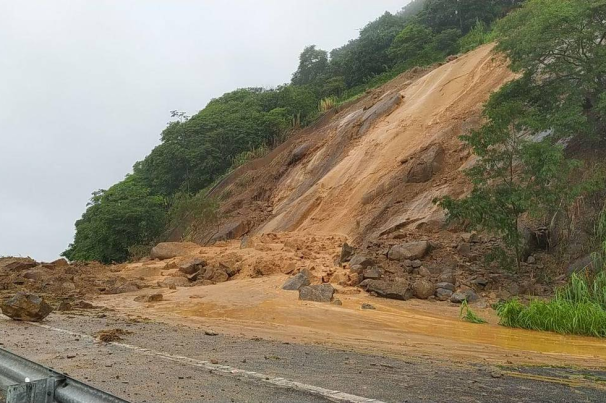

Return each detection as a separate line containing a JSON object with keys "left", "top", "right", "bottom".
{"left": 212, "top": 44, "right": 514, "bottom": 246}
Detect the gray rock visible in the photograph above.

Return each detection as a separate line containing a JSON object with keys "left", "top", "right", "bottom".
{"left": 299, "top": 284, "right": 335, "bottom": 303}
{"left": 408, "top": 144, "right": 445, "bottom": 183}
{"left": 350, "top": 265, "right": 364, "bottom": 274}
{"left": 566, "top": 255, "right": 595, "bottom": 277}
{"left": 412, "top": 260, "right": 422, "bottom": 268}
{"left": 349, "top": 255, "right": 374, "bottom": 269}
{"left": 388, "top": 241, "right": 430, "bottom": 261}
{"left": 413, "top": 279, "right": 435, "bottom": 300}
{"left": 178, "top": 258, "right": 207, "bottom": 275}
{"left": 436, "top": 282, "right": 455, "bottom": 292}
{"left": 407, "top": 144, "right": 445, "bottom": 183}
{"left": 436, "top": 288, "right": 453, "bottom": 301}
{"left": 450, "top": 289, "right": 479, "bottom": 304}
{"left": 340, "top": 243, "right": 355, "bottom": 263}
{"left": 471, "top": 277, "right": 489, "bottom": 288}
{"left": 438, "top": 270, "right": 456, "bottom": 284}
{"left": 331, "top": 299, "right": 343, "bottom": 306}
{"left": 1, "top": 292, "right": 53, "bottom": 322}
{"left": 359, "top": 279, "right": 413, "bottom": 301}
{"left": 418, "top": 267, "right": 432, "bottom": 277}
{"left": 282, "top": 270, "right": 311, "bottom": 291}
{"left": 289, "top": 143, "right": 311, "bottom": 165}
{"left": 526, "top": 256, "right": 536, "bottom": 264}
{"left": 363, "top": 267, "right": 383, "bottom": 280}
{"left": 361, "top": 303, "right": 376, "bottom": 310}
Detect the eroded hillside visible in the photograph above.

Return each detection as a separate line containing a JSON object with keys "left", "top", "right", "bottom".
{"left": 208, "top": 44, "right": 514, "bottom": 246}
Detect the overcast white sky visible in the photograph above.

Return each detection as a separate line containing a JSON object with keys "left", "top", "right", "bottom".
{"left": 0, "top": 0, "right": 408, "bottom": 261}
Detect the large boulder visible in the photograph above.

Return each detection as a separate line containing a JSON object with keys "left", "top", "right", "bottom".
{"left": 282, "top": 270, "right": 311, "bottom": 291}
{"left": 150, "top": 242, "right": 200, "bottom": 260}
{"left": 413, "top": 279, "right": 435, "bottom": 299}
{"left": 360, "top": 279, "right": 413, "bottom": 301}
{"left": 299, "top": 284, "right": 335, "bottom": 303}
{"left": 340, "top": 243, "right": 355, "bottom": 263}
{"left": 210, "top": 220, "right": 251, "bottom": 243}
{"left": 388, "top": 241, "right": 430, "bottom": 261}
{"left": 1, "top": 293, "right": 53, "bottom": 322}
{"left": 407, "top": 144, "right": 445, "bottom": 183}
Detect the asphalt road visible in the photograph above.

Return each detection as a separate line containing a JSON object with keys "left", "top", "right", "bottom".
{"left": 0, "top": 312, "right": 604, "bottom": 403}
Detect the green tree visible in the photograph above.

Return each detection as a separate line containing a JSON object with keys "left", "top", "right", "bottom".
{"left": 438, "top": 80, "right": 582, "bottom": 267}
{"left": 495, "top": 0, "right": 606, "bottom": 139}
{"left": 388, "top": 23, "right": 435, "bottom": 62}
{"left": 63, "top": 174, "right": 167, "bottom": 263}
{"left": 291, "top": 45, "right": 329, "bottom": 87}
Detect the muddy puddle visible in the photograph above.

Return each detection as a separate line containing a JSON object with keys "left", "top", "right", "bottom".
{"left": 96, "top": 276, "right": 606, "bottom": 369}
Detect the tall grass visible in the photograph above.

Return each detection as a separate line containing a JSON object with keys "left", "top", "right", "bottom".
{"left": 497, "top": 203, "right": 606, "bottom": 338}
{"left": 497, "top": 272, "right": 606, "bottom": 337}
{"left": 318, "top": 97, "right": 337, "bottom": 113}
{"left": 460, "top": 300, "right": 488, "bottom": 324}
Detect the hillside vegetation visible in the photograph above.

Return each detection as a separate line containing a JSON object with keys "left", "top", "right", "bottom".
{"left": 65, "top": 0, "right": 523, "bottom": 263}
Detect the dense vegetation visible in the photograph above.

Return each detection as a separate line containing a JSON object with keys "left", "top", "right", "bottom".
{"left": 439, "top": 0, "right": 606, "bottom": 266}
{"left": 65, "top": 0, "right": 524, "bottom": 263}
{"left": 437, "top": 0, "right": 606, "bottom": 336}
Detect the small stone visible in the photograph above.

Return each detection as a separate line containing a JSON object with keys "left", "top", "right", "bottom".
{"left": 412, "top": 260, "right": 422, "bottom": 269}
{"left": 210, "top": 359, "right": 219, "bottom": 365}
{"left": 418, "top": 267, "right": 431, "bottom": 277}
{"left": 490, "top": 370, "right": 503, "bottom": 379}
{"left": 361, "top": 303, "right": 376, "bottom": 310}
{"left": 204, "top": 330, "right": 218, "bottom": 336}
{"left": 438, "top": 270, "right": 456, "bottom": 284}
{"left": 527, "top": 256, "right": 536, "bottom": 264}
{"left": 332, "top": 299, "right": 343, "bottom": 306}
{"left": 349, "top": 255, "right": 374, "bottom": 269}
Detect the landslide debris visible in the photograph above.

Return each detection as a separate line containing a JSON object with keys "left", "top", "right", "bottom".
{"left": 1, "top": 292, "right": 53, "bottom": 321}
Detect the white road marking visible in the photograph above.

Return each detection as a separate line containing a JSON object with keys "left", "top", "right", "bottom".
{"left": 34, "top": 323, "right": 385, "bottom": 403}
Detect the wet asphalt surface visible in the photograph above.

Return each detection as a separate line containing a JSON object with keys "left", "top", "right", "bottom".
{"left": 0, "top": 312, "right": 605, "bottom": 403}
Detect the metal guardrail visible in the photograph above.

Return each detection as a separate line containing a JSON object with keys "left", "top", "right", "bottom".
{"left": 0, "top": 347, "right": 129, "bottom": 403}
